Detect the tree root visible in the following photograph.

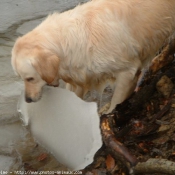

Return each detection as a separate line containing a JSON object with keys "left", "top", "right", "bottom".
{"left": 133, "top": 158, "right": 175, "bottom": 175}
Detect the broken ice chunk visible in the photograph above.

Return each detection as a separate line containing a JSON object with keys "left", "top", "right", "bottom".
{"left": 18, "top": 87, "right": 102, "bottom": 170}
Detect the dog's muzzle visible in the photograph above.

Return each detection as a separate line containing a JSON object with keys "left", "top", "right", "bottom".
{"left": 25, "top": 96, "right": 33, "bottom": 103}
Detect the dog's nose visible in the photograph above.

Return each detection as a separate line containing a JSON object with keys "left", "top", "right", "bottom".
{"left": 25, "top": 97, "right": 33, "bottom": 103}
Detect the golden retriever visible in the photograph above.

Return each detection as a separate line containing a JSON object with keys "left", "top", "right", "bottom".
{"left": 11, "top": 0, "right": 175, "bottom": 114}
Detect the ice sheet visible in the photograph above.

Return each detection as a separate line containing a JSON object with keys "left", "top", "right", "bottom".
{"left": 18, "top": 87, "right": 102, "bottom": 170}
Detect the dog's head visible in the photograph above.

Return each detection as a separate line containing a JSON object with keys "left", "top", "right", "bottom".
{"left": 11, "top": 35, "right": 60, "bottom": 103}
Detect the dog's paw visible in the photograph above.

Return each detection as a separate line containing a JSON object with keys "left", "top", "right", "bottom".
{"left": 98, "top": 103, "right": 110, "bottom": 115}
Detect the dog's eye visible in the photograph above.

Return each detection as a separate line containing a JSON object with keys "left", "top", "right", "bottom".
{"left": 26, "top": 77, "right": 34, "bottom": 82}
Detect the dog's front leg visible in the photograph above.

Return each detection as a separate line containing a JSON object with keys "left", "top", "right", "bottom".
{"left": 75, "top": 86, "right": 88, "bottom": 99}
{"left": 66, "top": 83, "right": 87, "bottom": 99}
{"left": 106, "top": 69, "right": 140, "bottom": 114}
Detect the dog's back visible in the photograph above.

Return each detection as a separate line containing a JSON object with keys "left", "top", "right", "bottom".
{"left": 41, "top": 0, "right": 175, "bottom": 76}
{"left": 70, "top": 0, "right": 175, "bottom": 112}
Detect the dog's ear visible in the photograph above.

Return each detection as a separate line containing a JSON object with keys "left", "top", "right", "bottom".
{"left": 31, "top": 52, "right": 60, "bottom": 84}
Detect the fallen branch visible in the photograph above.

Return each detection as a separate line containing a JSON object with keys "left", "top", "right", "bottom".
{"left": 100, "top": 115, "right": 138, "bottom": 174}
{"left": 100, "top": 114, "right": 175, "bottom": 175}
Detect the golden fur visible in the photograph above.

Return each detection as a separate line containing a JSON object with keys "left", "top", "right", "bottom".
{"left": 12, "top": 0, "right": 175, "bottom": 113}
